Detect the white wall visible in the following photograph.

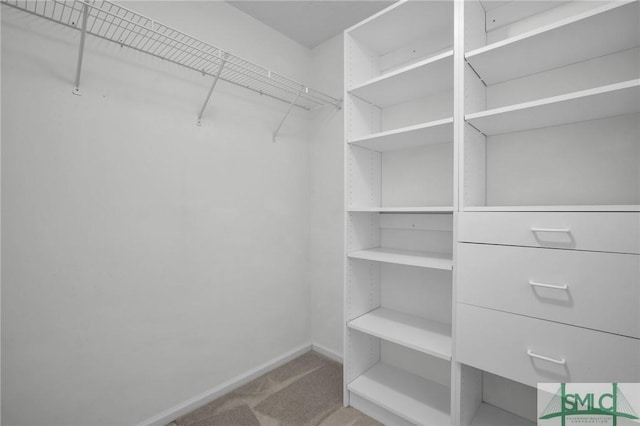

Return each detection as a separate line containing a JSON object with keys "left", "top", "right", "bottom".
{"left": 1, "top": 2, "right": 314, "bottom": 425}
{"left": 309, "top": 34, "right": 345, "bottom": 357}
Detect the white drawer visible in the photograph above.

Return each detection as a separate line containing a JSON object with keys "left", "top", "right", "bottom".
{"left": 457, "top": 243, "right": 640, "bottom": 338}
{"left": 458, "top": 212, "right": 640, "bottom": 254}
{"left": 456, "top": 304, "right": 640, "bottom": 387}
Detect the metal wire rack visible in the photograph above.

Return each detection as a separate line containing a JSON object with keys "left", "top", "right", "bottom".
{"left": 1, "top": 0, "right": 342, "bottom": 130}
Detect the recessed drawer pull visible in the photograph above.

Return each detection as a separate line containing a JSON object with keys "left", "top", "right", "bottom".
{"left": 527, "top": 349, "right": 566, "bottom": 365}
{"left": 529, "top": 280, "right": 569, "bottom": 291}
{"left": 530, "top": 227, "right": 571, "bottom": 233}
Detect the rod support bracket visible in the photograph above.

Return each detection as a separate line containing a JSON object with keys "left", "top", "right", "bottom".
{"left": 72, "top": 1, "right": 90, "bottom": 96}
{"left": 272, "top": 91, "right": 301, "bottom": 143}
{"left": 196, "top": 55, "right": 228, "bottom": 126}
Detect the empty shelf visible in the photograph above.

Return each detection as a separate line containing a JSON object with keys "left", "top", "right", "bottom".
{"left": 348, "top": 118, "right": 453, "bottom": 152}
{"left": 466, "top": 79, "right": 640, "bottom": 135}
{"left": 348, "top": 206, "right": 454, "bottom": 213}
{"left": 348, "top": 363, "right": 450, "bottom": 426}
{"left": 347, "top": 248, "right": 453, "bottom": 270}
{"left": 347, "top": 1, "right": 453, "bottom": 57}
{"left": 348, "top": 308, "right": 451, "bottom": 360}
{"left": 466, "top": 1, "right": 639, "bottom": 84}
{"left": 464, "top": 205, "right": 640, "bottom": 212}
{"left": 348, "top": 51, "right": 453, "bottom": 107}
{"left": 471, "top": 403, "right": 534, "bottom": 426}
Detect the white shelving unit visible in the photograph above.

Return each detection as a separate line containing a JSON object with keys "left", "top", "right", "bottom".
{"left": 348, "top": 1, "right": 639, "bottom": 425}
{"left": 348, "top": 363, "right": 450, "bottom": 426}
{"left": 347, "top": 308, "right": 451, "bottom": 360}
{"left": 344, "top": 1, "right": 456, "bottom": 424}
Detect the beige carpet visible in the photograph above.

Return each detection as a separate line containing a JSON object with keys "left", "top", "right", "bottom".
{"left": 170, "top": 351, "right": 382, "bottom": 426}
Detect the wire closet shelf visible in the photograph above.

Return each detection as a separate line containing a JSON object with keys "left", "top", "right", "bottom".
{"left": 1, "top": 0, "right": 342, "bottom": 112}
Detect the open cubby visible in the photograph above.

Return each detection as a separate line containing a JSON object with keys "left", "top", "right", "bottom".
{"left": 346, "top": 213, "right": 453, "bottom": 267}
{"left": 346, "top": 79, "right": 453, "bottom": 144}
{"left": 463, "top": 113, "right": 640, "bottom": 210}
{"left": 346, "top": 339, "right": 451, "bottom": 426}
{"left": 458, "top": 365, "right": 537, "bottom": 426}
{"left": 348, "top": 143, "right": 454, "bottom": 210}
{"left": 346, "top": 0, "right": 453, "bottom": 85}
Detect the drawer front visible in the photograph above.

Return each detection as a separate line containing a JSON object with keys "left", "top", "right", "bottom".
{"left": 457, "top": 243, "right": 640, "bottom": 338}
{"left": 456, "top": 304, "right": 640, "bottom": 388}
{"left": 458, "top": 212, "right": 640, "bottom": 254}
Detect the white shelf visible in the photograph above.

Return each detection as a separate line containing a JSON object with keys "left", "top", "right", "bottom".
{"left": 348, "top": 363, "right": 450, "bottom": 426}
{"left": 466, "top": 79, "right": 640, "bottom": 135}
{"left": 347, "top": 248, "right": 453, "bottom": 270}
{"left": 348, "top": 206, "right": 454, "bottom": 213}
{"left": 348, "top": 51, "right": 453, "bottom": 107}
{"left": 348, "top": 117, "right": 453, "bottom": 152}
{"left": 464, "top": 205, "right": 640, "bottom": 212}
{"left": 470, "top": 403, "right": 534, "bottom": 426}
{"left": 466, "top": 1, "right": 640, "bottom": 85}
{"left": 347, "top": 1, "right": 453, "bottom": 56}
{"left": 348, "top": 308, "right": 451, "bottom": 360}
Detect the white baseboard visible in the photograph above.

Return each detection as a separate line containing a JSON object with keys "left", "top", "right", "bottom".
{"left": 136, "top": 342, "right": 312, "bottom": 426}
{"left": 311, "top": 342, "right": 343, "bottom": 363}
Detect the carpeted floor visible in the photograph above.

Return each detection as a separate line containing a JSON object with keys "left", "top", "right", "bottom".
{"left": 169, "top": 351, "right": 382, "bottom": 426}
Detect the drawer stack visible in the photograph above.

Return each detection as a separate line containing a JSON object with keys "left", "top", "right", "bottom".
{"left": 456, "top": 212, "right": 640, "bottom": 388}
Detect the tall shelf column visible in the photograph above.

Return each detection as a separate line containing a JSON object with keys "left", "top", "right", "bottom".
{"left": 344, "top": 1, "right": 457, "bottom": 424}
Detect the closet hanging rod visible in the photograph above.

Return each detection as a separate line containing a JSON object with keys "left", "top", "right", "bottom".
{"left": 1, "top": 0, "right": 342, "bottom": 111}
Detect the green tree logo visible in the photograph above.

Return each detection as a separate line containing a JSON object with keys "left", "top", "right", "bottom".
{"left": 540, "top": 383, "right": 639, "bottom": 425}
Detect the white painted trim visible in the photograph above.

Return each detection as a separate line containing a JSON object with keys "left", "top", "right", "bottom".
{"left": 136, "top": 342, "right": 313, "bottom": 426}
{"left": 312, "top": 342, "right": 343, "bottom": 363}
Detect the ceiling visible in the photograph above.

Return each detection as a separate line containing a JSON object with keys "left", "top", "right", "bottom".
{"left": 227, "top": 1, "right": 394, "bottom": 49}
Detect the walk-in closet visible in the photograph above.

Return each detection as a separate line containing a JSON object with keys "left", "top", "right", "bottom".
{"left": 2, "top": 1, "right": 639, "bottom": 425}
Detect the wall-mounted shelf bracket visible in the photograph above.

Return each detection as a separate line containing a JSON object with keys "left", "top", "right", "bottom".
{"left": 197, "top": 53, "right": 228, "bottom": 126}
{"left": 72, "top": 0, "right": 89, "bottom": 96}
{"left": 272, "top": 90, "right": 302, "bottom": 142}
